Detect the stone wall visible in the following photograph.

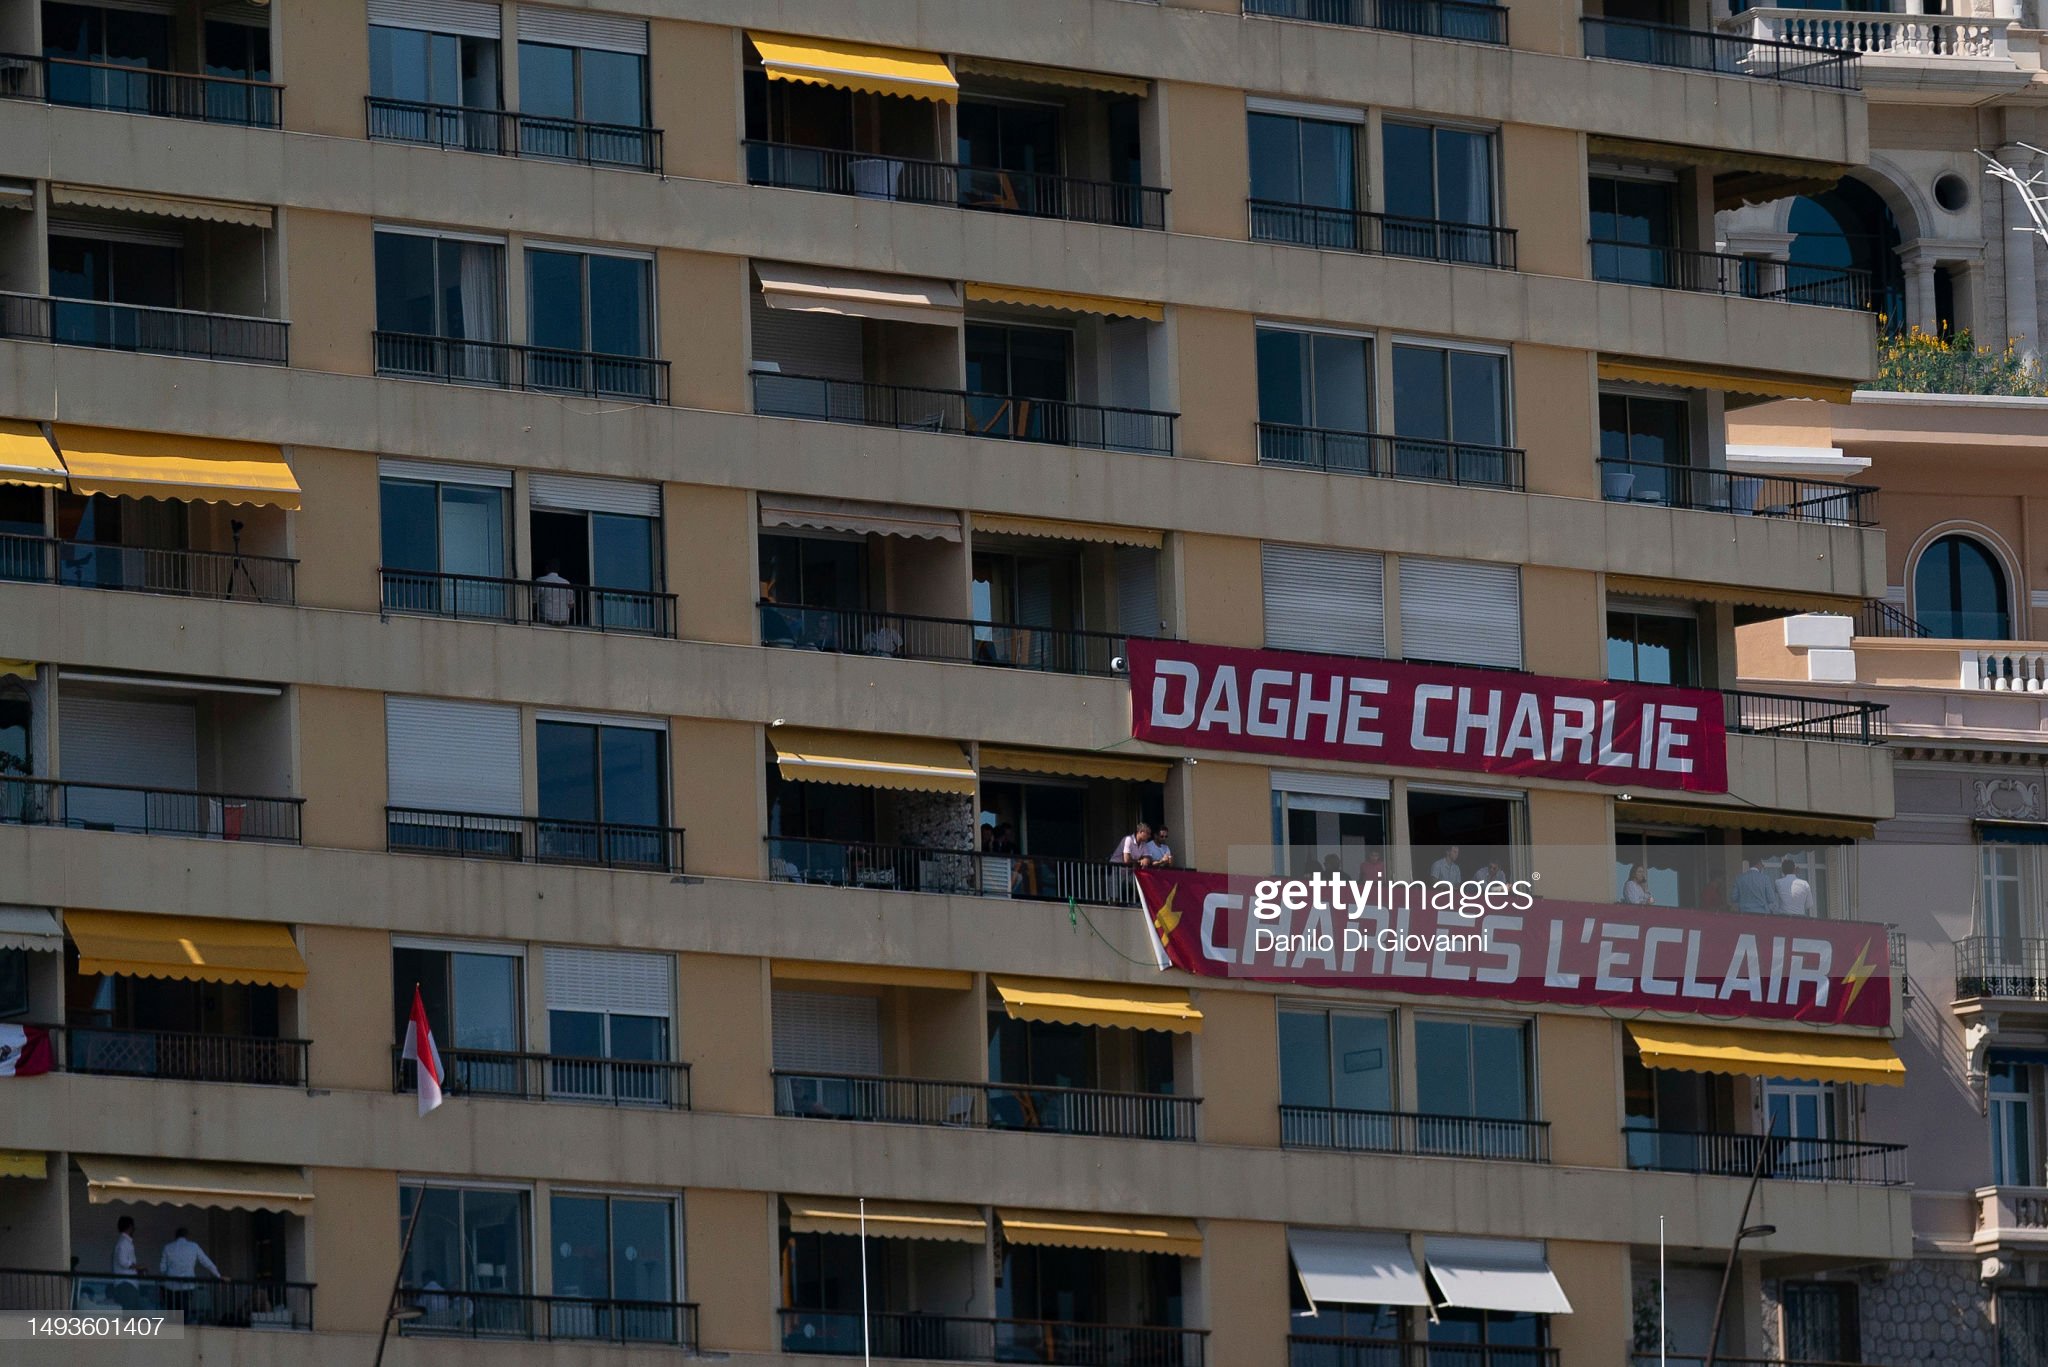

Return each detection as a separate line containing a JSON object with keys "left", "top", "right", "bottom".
{"left": 1761, "top": 1258, "right": 1997, "bottom": 1366}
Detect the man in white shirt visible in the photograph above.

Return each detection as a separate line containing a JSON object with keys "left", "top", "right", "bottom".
{"left": 159, "top": 1227, "right": 222, "bottom": 1324}
{"left": 1110, "top": 822, "right": 1159, "bottom": 867}
{"left": 533, "top": 563, "right": 575, "bottom": 626}
{"left": 1428, "top": 845, "right": 1463, "bottom": 886}
{"left": 1775, "top": 857, "right": 1816, "bottom": 917}
{"left": 113, "top": 1216, "right": 138, "bottom": 1277}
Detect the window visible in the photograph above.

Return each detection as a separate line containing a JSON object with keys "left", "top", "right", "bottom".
{"left": 1589, "top": 174, "right": 1679, "bottom": 285}
{"left": 958, "top": 100, "right": 1063, "bottom": 177}
{"left": 1407, "top": 789, "right": 1522, "bottom": 883}
{"left": 0, "top": 680, "right": 30, "bottom": 776}
{"left": 0, "top": 947, "right": 26, "bottom": 1017}
{"left": 550, "top": 1192, "right": 679, "bottom": 1338}
{"left": 393, "top": 943, "right": 525, "bottom": 1093}
{"left": 1598, "top": 392, "right": 1691, "bottom": 505}
{"left": 1982, "top": 844, "right": 2030, "bottom": 961}
{"left": 1382, "top": 121, "right": 1498, "bottom": 263}
{"left": 1273, "top": 775, "right": 1389, "bottom": 879}
{"left": 1414, "top": 1018, "right": 1534, "bottom": 1156}
{"left": 1429, "top": 1307, "right": 1547, "bottom": 1358}
{"left": 527, "top": 247, "right": 655, "bottom": 397}
{"left": 399, "top": 1183, "right": 530, "bottom": 1325}
{"left": 545, "top": 946, "right": 675, "bottom": 1101}
{"left": 202, "top": 20, "right": 275, "bottom": 124}
{"left": 1606, "top": 605, "right": 1699, "bottom": 687}
{"left": 1613, "top": 827, "right": 1709, "bottom": 909}
{"left": 1780, "top": 1282, "right": 1859, "bottom": 1364}
{"left": 370, "top": 25, "right": 501, "bottom": 109}
{"left": 1256, "top": 326, "right": 1373, "bottom": 468}
{"left": 1248, "top": 108, "right": 1361, "bottom": 248}
{"left": 2001, "top": 1289, "right": 2048, "bottom": 1367}
{"left": 973, "top": 546, "right": 1083, "bottom": 666}
{"left": 1262, "top": 543, "right": 1385, "bottom": 658}
{"left": 1398, "top": 556, "right": 1521, "bottom": 670}
{"left": 528, "top": 475, "right": 663, "bottom": 632}
{"left": 49, "top": 233, "right": 181, "bottom": 351}
{"left": 966, "top": 322, "right": 1073, "bottom": 442}
{"left": 1279, "top": 1006, "right": 1393, "bottom": 1116}
{"left": 518, "top": 33, "right": 651, "bottom": 164}
{"left": 373, "top": 230, "right": 507, "bottom": 381}
{"left": 379, "top": 462, "right": 512, "bottom": 617}
{"left": 1916, "top": 533, "right": 2011, "bottom": 640}
{"left": 1391, "top": 343, "right": 1511, "bottom": 484}
{"left": 1992, "top": 1060, "right": 2038, "bottom": 1187}
{"left": 43, "top": 2, "right": 171, "bottom": 111}
{"left": 535, "top": 717, "right": 669, "bottom": 866}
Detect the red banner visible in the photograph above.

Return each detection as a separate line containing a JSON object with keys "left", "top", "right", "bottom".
{"left": 1127, "top": 639, "right": 1728, "bottom": 794}
{"left": 1135, "top": 868, "right": 1891, "bottom": 1029}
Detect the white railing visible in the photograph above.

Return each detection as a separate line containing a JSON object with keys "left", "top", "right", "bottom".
{"left": 1965, "top": 648, "right": 2048, "bottom": 690}
{"left": 1722, "top": 9, "right": 2010, "bottom": 61}
{"left": 1979, "top": 1186, "right": 2048, "bottom": 1243}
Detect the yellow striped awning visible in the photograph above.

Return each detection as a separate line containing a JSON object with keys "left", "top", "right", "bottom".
{"left": 0, "top": 419, "right": 63, "bottom": 489}
{"left": 1628, "top": 1022, "right": 1904, "bottom": 1087}
{"left": 79, "top": 1156, "right": 314, "bottom": 1214}
{"left": 771, "top": 959, "right": 975, "bottom": 991}
{"left": 1618, "top": 801, "right": 1874, "bottom": 843}
{"left": 51, "top": 425, "right": 299, "bottom": 510}
{"left": 1606, "top": 575, "right": 1864, "bottom": 620}
{"left": 787, "top": 1197, "right": 987, "bottom": 1243}
{"left": 978, "top": 747, "right": 1170, "bottom": 785}
{"left": 993, "top": 977, "right": 1202, "bottom": 1034}
{"left": 750, "top": 33, "right": 957, "bottom": 104}
{"left": 66, "top": 910, "right": 307, "bottom": 990}
{"left": 965, "top": 283, "right": 1164, "bottom": 323}
{"left": 998, "top": 1209, "right": 1203, "bottom": 1257}
{"left": 972, "top": 514, "right": 1162, "bottom": 549}
{"left": 0, "top": 1150, "right": 46, "bottom": 1180}
{"left": 953, "top": 56, "right": 1149, "bottom": 98}
{"left": 49, "top": 185, "right": 272, "bottom": 229}
{"left": 0, "top": 660, "right": 36, "bottom": 680}
{"left": 770, "top": 728, "right": 976, "bottom": 794}
{"left": 1596, "top": 361, "right": 1852, "bottom": 407}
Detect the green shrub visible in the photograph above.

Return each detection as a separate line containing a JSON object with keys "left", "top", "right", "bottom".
{"left": 1864, "top": 326, "right": 2048, "bottom": 397}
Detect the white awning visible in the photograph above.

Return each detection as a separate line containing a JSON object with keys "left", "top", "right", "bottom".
{"left": 760, "top": 493, "right": 961, "bottom": 541}
{"left": 0, "top": 907, "right": 60, "bottom": 954}
{"left": 1425, "top": 1238, "right": 1572, "bottom": 1315}
{"left": 50, "top": 185, "right": 272, "bottom": 229}
{"left": 1289, "top": 1229, "right": 1429, "bottom": 1310}
{"left": 755, "top": 262, "right": 962, "bottom": 327}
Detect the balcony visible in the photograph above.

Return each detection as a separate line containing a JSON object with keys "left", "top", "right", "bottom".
{"left": 1579, "top": 17, "right": 1860, "bottom": 90}
{"left": 373, "top": 332, "right": 669, "bottom": 404}
{"left": 0, "top": 778, "right": 302, "bottom": 843}
{"left": 0, "top": 52, "right": 283, "bottom": 126}
{"left": 386, "top": 806, "right": 686, "bottom": 873}
{"left": 1242, "top": 0, "right": 1508, "bottom": 46}
{"left": 1258, "top": 424, "right": 1525, "bottom": 490}
{"left": 392, "top": 1047, "right": 689, "bottom": 1109}
{"left": 365, "top": 97, "right": 663, "bottom": 172}
{"left": 1597, "top": 457, "right": 1877, "bottom": 526}
{"left": 1624, "top": 1128, "right": 1907, "bottom": 1185}
{"left": 0, "top": 291, "right": 287, "bottom": 365}
{"left": 744, "top": 141, "right": 1167, "bottom": 230}
{"left": 1250, "top": 200, "right": 1516, "bottom": 268}
{"left": 773, "top": 1070, "right": 1197, "bottom": 1141}
{"left": 1956, "top": 937, "right": 2048, "bottom": 1002}
{"left": 40, "top": 1023, "right": 308, "bottom": 1088}
{"left": 381, "top": 569, "right": 676, "bottom": 637}
{"left": 2, "top": 533, "right": 295, "bottom": 604}
{"left": 760, "top": 603, "right": 1149, "bottom": 677}
{"left": 780, "top": 1310, "right": 1206, "bottom": 1365}
{"left": 1279, "top": 1105, "right": 1550, "bottom": 1162}
{"left": 767, "top": 835, "right": 1142, "bottom": 907}
{"left": 1294, "top": 1338, "right": 1558, "bottom": 1367}
{"left": 751, "top": 372, "right": 1176, "bottom": 456}
{"left": 1723, "top": 8, "right": 2014, "bottom": 65}
{"left": 1723, "top": 688, "right": 1888, "bottom": 744}
{"left": 0, "top": 1269, "right": 313, "bottom": 1330}
{"left": 1590, "top": 241, "right": 1870, "bottom": 311}
{"left": 398, "top": 1286, "right": 698, "bottom": 1346}
{"left": 1977, "top": 1186, "right": 2048, "bottom": 1250}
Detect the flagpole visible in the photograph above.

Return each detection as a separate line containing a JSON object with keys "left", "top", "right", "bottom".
{"left": 859, "top": 1197, "right": 872, "bottom": 1367}
{"left": 372, "top": 1184, "right": 426, "bottom": 1367}
{"left": 1659, "top": 1214, "right": 1666, "bottom": 1367}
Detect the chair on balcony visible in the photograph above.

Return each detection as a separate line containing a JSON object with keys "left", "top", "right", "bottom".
{"left": 1600, "top": 469, "right": 1636, "bottom": 501}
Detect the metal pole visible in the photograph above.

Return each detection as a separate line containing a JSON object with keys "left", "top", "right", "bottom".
{"left": 372, "top": 1184, "right": 427, "bottom": 1367}
{"left": 860, "top": 1197, "right": 872, "bottom": 1367}
{"left": 1659, "top": 1214, "right": 1666, "bottom": 1367}
{"left": 1703, "top": 1134, "right": 1776, "bottom": 1367}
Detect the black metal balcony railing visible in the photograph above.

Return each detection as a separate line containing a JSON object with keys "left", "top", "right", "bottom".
{"left": 744, "top": 141, "right": 1170, "bottom": 230}
{"left": 1857, "top": 599, "right": 1932, "bottom": 639}
{"left": 398, "top": 1286, "right": 697, "bottom": 1346}
{"left": 40, "top": 1022, "right": 309, "bottom": 1087}
{"left": 393, "top": 1046, "right": 690, "bottom": 1109}
{"left": 1580, "top": 16, "right": 1861, "bottom": 90}
{"left": 1258, "top": 424, "right": 1526, "bottom": 491}
{"left": 1279, "top": 1104, "right": 1551, "bottom": 1162}
{"left": 773, "top": 1070, "right": 1197, "bottom": 1141}
{"left": 0, "top": 292, "right": 288, "bottom": 365}
{"left": 0, "top": 533, "right": 297, "bottom": 604}
{"left": 1589, "top": 240, "right": 1871, "bottom": 311}
{"left": 380, "top": 569, "right": 676, "bottom": 637}
{"left": 366, "top": 97, "right": 663, "bottom": 172}
{"left": 0, "top": 53, "right": 285, "bottom": 126}
{"left": 781, "top": 1309, "right": 1206, "bottom": 1365}
{"left": 1249, "top": 200, "right": 1517, "bottom": 269}
{"left": 1624, "top": 1127, "right": 1908, "bottom": 1185}
{"left": 374, "top": 332, "right": 669, "bottom": 404}
{"left": 1293, "top": 1337, "right": 1559, "bottom": 1367}
{"left": 1243, "top": 0, "right": 1508, "bottom": 45}
{"left": 1956, "top": 935, "right": 2048, "bottom": 1001}
{"left": 1632, "top": 1358, "right": 1885, "bottom": 1367}
{"left": 760, "top": 603, "right": 1155, "bottom": 677}
{"left": 1723, "top": 688, "right": 1888, "bottom": 744}
{"left": 0, "top": 777, "right": 302, "bottom": 843}
{"left": 0, "top": 1268, "right": 314, "bottom": 1330}
{"left": 768, "top": 835, "right": 1147, "bottom": 908}
{"left": 752, "top": 372, "right": 1177, "bottom": 456}
{"left": 386, "top": 806, "right": 685, "bottom": 873}
{"left": 1596, "top": 457, "right": 1877, "bottom": 526}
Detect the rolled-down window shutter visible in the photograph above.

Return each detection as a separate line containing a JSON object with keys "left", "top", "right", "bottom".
{"left": 517, "top": 5, "right": 649, "bottom": 53}
{"left": 59, "top": 695, "right": 198, "bottom": 790}
{"left": 750, "top": 291, "right": 865, "bottom": 381}
{"left": 544, "top": 947, "right": 673, "bottom": 1016}
{"left": 1262, "top": 544, "right": 1385, "bottom": 658}
{"left": 1272, "top": 771, "right": 1391, "bottom": 802}
{"left": 385, "top": 697, "right": 523, "bottom": 816}
{"left": 528, "top": 472, "right": 661, "bottom": 518}
{"left": 1398, "top": 557, "right": 1523, "bottom": 670}
{"left": 771, "top": 991, "right": 882, "bottom": 1074}
{"left": 1114, "top": 546, "right": 1161, "bottom": 638}
{"left": 368, "top": 0, "right": 502, "bottom": 38}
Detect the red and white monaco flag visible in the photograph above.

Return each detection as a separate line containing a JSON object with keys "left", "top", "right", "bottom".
{"left": 399, "top": 986, "right": 444, "bottom": 1116}
{"left": 0, "top": 1023, "right": 53, "bottom": 1077}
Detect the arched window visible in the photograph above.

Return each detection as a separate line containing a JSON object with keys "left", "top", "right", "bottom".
{"left": 1787, "top": 178, "right": 1904, "bottom": 328}
{"left": 1915, "top": 534, "right": 2010, "bottom": 639}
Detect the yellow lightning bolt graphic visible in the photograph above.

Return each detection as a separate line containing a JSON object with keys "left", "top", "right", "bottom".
{"left": 1152, "top": 885, "right": 1181, "bottom": 943}
{"left": 1839, "top": 942, "right": 1876, "bottom": 1020}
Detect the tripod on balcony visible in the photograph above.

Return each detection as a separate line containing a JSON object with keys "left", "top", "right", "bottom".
{"left": 223, "top": 519, "right": 261, "bottom": 602}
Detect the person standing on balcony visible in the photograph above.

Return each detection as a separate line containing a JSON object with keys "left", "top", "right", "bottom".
{"left": 1428, "top": 844, "right": 1463, "bottom": 886}
{"left": 113, "top": 1215, "right": 138, "bottom": 1277}
{"left": 1775, "top": 857, "right": 1816, "bottom": 917}
{"left": 1150, "top": 826, "right": 1176, "bottom": 868}
{"left": 1730, "top": 859, "right": 1783, "bottom": 916}
{"left": 534, "top": 561, "right": 575, "bottom": 626}
{"left": 1623, "top": 864, "right": 1654, "bottom": 906}
{"left": 1111, "top": 821, "right": 1159, "bottom": 868}
{"left": 159, "top": 1227, "right": 223, "bottom": 1323}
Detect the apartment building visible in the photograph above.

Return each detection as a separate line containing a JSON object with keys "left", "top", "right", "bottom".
{"left": 0, "top": 1, "right": 1916, "bottom": 1365}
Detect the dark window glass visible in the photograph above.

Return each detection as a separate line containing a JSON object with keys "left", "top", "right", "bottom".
{"left": 581, "top": 50, "right": 647, "bottom": 128}
{"left": 588, "top": 255, "right": 651, "bottom": 357}
{"left": 527, "top": 249, "right": 586, "bottom": 351}
{"left": 379, "top": 479, "right": 440, "bottom": 573}
{"left": 374, "top": 233, "right": 438, "bottom": 334}
{"left": 0, "top": 948, "right": 26, "bottom": 1016}
{"left": 1606, "top": 609, "right": 1699, "bottom": 687}
{"left": 518, "top": 42, "right": 577, "bottom": 119}
{"left": 1917, "top": 534, "right": 2010, "bottom": 639}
